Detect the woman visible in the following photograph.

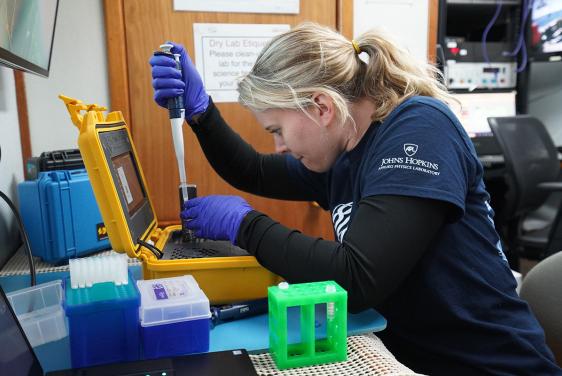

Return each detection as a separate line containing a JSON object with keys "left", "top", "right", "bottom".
{"left": 150, "top": 23, "right": 561, "bottom": 375}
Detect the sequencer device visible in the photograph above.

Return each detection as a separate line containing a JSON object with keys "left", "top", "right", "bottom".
{"left": 59, "top": 95, "right": 280, "bottom": 304}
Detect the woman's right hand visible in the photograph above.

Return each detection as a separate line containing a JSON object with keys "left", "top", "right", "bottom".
{"left": 149, "top": 42, "right": 209, "bottom": 122}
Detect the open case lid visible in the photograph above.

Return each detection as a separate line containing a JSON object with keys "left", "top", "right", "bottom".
{"left": 59, "top": 95, "right": 157, "bottom": 260}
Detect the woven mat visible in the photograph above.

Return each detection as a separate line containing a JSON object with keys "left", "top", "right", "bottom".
{"left": 250, "top": 333, "right": 424, "bottom": 376}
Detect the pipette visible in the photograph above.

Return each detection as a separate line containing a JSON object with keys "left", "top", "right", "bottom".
{"left": 155, "top": 43, "right": 189, "bottom": 204}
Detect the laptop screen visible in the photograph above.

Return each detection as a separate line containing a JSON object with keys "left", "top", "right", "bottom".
{"left": 0, "top": 286, "right": 43, "bottom": 376}
{"left": 449, "top": 91, "right": 517, "bottom": 138}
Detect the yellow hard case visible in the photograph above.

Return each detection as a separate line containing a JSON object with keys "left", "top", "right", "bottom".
{"left": 59, "top": 95, "right": 279, "bottom": 304}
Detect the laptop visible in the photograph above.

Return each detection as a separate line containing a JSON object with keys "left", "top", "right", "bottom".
{"left": 0, "top": 285, "right": 257, "bottom": 376}
{"left": 449, "top": 91, "right": 516, "bottom": 159}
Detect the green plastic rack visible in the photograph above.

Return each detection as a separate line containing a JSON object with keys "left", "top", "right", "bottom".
{"left": 268, "top": 280, "right": 347, "bottom": 370}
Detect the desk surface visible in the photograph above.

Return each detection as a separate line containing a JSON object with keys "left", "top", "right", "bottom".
{"left": 25, "top": 308, "right": 386, "bottom": 372}
{"left": 210, "top": 307, "right": 386, "bottom": 353}
{"left": 1, "top": 261, "right": 386, "bottom": 373}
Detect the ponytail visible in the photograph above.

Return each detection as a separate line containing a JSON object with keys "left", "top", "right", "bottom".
{"left": 353, "top": 30, "right": 454, "bottom": 122}
{"left": 238, "top": 22, "right": 454, "bottom": 125}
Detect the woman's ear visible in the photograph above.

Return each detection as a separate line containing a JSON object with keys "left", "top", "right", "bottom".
{"left": 311, "top": 92, "right": 335, "bottom": 127}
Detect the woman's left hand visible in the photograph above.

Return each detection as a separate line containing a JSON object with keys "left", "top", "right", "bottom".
{"left": 181, "top": 195, "right": 253, "bottom": 245}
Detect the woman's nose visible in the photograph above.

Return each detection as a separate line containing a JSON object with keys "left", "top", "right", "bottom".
{"left": 273, "top": 134, "right": 288, "bottom": 154}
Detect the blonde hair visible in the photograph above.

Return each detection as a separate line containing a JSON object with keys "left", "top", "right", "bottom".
{"left": 238, "top": 22, "right": 454, "bottom": 125}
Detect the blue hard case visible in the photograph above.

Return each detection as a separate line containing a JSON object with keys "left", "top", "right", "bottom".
{"left": 18, "top": 169, "right": 110, "bottom": 263}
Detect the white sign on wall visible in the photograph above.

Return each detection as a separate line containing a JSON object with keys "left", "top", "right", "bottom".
{"left": 193, "top": 23, "right": 290, "bottom": 103}
{"left": 175, "top": 0, "right": 299, "bottom": 14}
{"left": 354, "top": 0, "right": 429, "bottom": 62}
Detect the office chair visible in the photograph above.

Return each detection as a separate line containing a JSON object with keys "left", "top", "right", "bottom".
{"left": 488, "top": 115, "right": 562, "bottom": 267}
{"left": 519, "top": 251, "right": 562, "bottom": 365}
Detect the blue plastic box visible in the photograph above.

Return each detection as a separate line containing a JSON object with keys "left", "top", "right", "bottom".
{"left": 18, "top": 169, "right": 110, "bottom": 264}
{"left": 65, "top": 273, "right": 140, "bottom": 368}
{"left": 137, "top": 276, "right": 211, "bottom": 359}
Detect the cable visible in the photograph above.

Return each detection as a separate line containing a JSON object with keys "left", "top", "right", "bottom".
{"left": 0, "top": 190, "right": 36, "bottom": 286}
{"left": 502, "top": 0, "right": 534, "bottom": 73}
{"left": 518, "top": 38, "right": 529, "bottom": 73}
{"left": 503, "top": 0, "right": 531, "bottom": 57}
{"left": 481, "top": 1, "right": 504, "bottom": 65}
{"left": 0, "top": 145, "right": 36, "bottom": 286}
{"left": 482, "top": 1, "right": 534, "bottom": 74}
{"left": 137, "top": 238, "right": 163, "bottom": 259}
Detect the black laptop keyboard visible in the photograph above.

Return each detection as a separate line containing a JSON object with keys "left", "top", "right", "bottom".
{"left": 160, "top": 230, "right": 250, "bottom": 260}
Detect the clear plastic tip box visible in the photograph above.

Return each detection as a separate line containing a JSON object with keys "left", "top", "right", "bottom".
{"left": 6, "top": 280, "right": 67, "bottom": 347}
{"left": 137, "top": 275, "right": 211, "bottom": 359}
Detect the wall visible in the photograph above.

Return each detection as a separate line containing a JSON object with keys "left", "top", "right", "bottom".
{"left": 528, "top": 62, "right": 562, "bottom": 146}
{"left": 0, "top": 67, "right": 24, "bottom": 268}
{"left": 353, "top": 0, "right": 429, "bottom": 62}
{"left": 25, "top": 0, "right": 110, "bottom": 155}
{"left": 0, "top": 0, "right": 109, "bottom": 267}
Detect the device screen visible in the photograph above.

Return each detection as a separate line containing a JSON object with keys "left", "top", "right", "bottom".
{"left": 112, "top": 152, "right": 145, "bottom": 216}
{"left": 531, "top": 0, "right": 562, "bottom": 55}
{"left": 449, "top": 91, "right": 516, "bottom": 138}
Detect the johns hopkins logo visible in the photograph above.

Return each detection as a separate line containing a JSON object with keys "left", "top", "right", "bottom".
{"left": 403, "top": 143, "right": 418, "bottom": 157}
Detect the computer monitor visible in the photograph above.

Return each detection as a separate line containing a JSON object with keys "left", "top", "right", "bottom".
{"left": 529, "top": 0, "right": 562, "bottom": 62}
{"left": 0, "top": 0, "right": 59, "bottom": 77}
{"left": 449, "top": 91, "right": 516, "bottom": 157}
{"left": 450, "top": 91, "right": 517, "bottom": 139}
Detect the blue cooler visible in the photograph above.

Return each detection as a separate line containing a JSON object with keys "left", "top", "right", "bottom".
{"left": 18, "top": 169, "right": 110, "bottom": 264}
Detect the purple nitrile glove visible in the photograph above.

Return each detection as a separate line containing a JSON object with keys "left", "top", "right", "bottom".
{"left": 181, "top": 195, "right": 253, "bottom": 245}
{"left": 149, "top": 41, "right": 210, "bottom": 122}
